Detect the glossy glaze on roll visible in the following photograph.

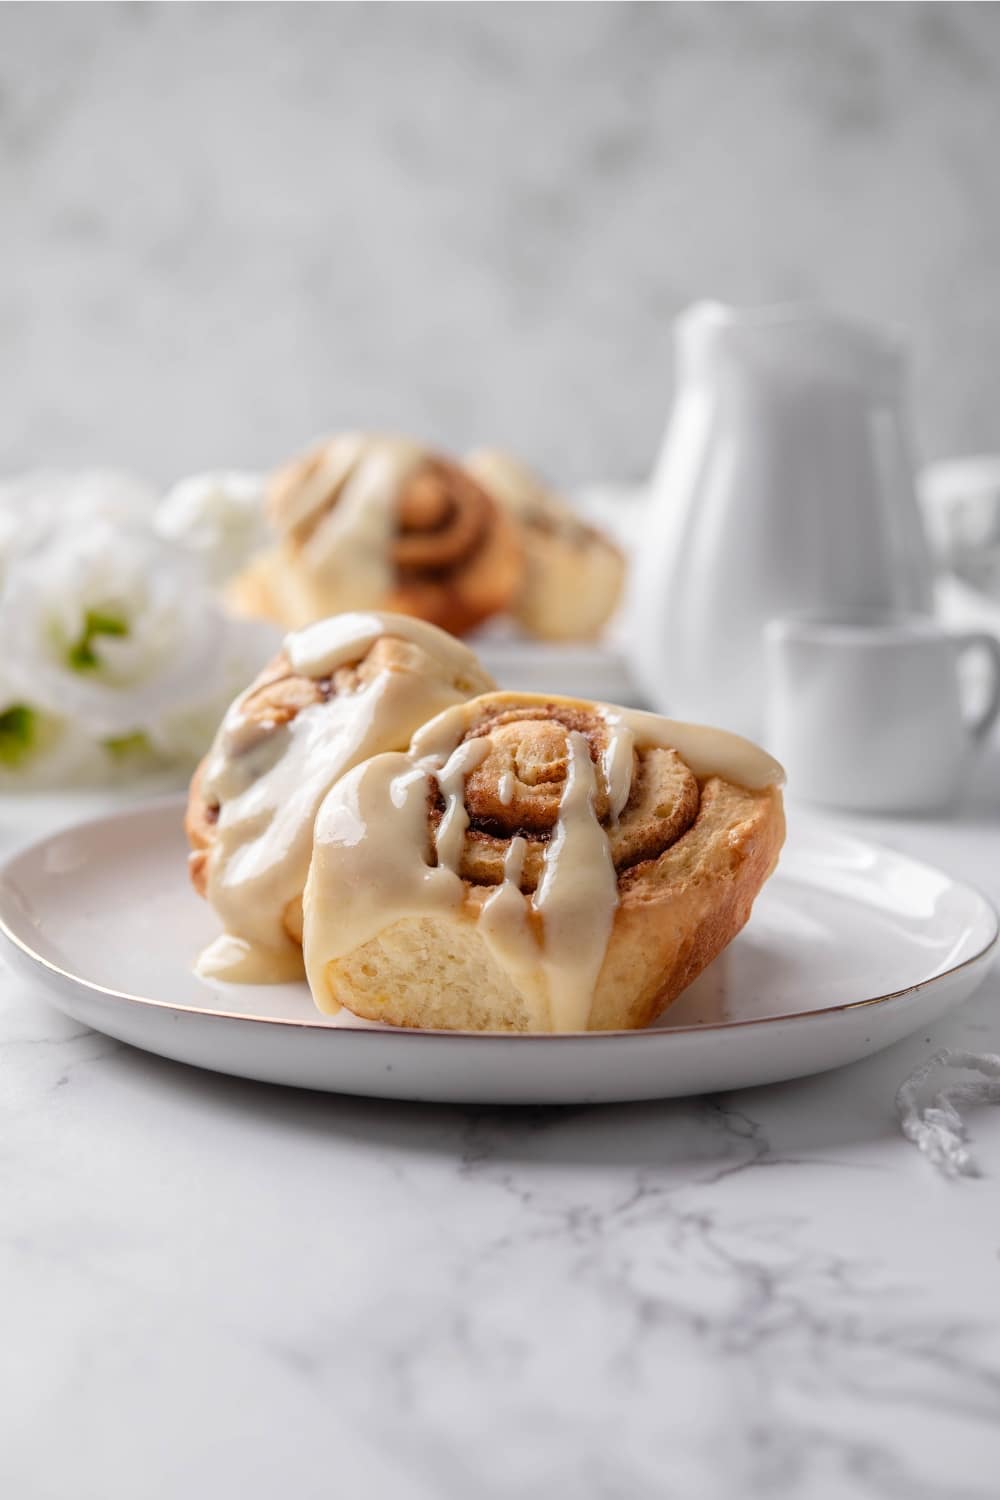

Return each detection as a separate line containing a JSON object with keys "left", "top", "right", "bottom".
{"left": 185, "top": 612, "right": 494, "bottom": 983}
{"left": 302, "top": 691, "right": 786, "bottom": 1032}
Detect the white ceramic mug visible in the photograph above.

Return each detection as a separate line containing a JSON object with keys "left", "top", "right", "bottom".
{"left": 763, "top": 613, "right": 1000, "bottom": 812}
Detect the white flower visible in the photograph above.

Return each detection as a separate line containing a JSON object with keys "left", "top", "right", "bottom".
{"left": 0, "top": 515, "right": 236, "bottom": 739}
{"left": 155, "top": 471, "right": 270, "bottom": 585}
{"left": 0, "top": 508, "right": 21, "bottom": 579}
{"left": 0, "top": 469, "right": 158, "bottom": 568}
{"left": 0, "top": 469, "right": 279, "bottom": 786}
{"left": 0, "top": 689, "right": 107, "bottom": 789}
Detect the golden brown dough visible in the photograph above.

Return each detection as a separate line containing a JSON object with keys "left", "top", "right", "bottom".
{"left": 465, "top": 449, "right": 625, "bottom": 641}
{"left": 303, "top": 692, "right": 785, "bottom": 1031}
{"left": 229, "top": 435, "right": 524, "bottom": 637}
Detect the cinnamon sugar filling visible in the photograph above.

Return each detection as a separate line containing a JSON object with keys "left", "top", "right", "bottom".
{"left": 426, "top": 704, "right": 701, "bottom": 894}
{"left": 392, "top": 462, "right": 493, "bottom": 578}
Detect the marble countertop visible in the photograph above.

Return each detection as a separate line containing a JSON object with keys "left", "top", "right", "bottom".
{"left": 3, "top": 774, "right": 999, "bottom": 1500}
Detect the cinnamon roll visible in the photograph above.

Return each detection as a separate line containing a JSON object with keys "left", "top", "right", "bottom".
{"left": 185, "top": 611, "right": 494, "bottom": 983}
{"left": 303, "top": 692, "right": 785, "bottom": 1031}
{"left": 227, "top": 435, "right": 525, "bottom": 638}
{"left": 465, "top": 450, "right": 625, "bottom": 641}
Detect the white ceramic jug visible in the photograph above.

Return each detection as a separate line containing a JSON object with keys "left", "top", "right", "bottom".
{"left": 629, "top": 302, "right": 935, "bottom": 738}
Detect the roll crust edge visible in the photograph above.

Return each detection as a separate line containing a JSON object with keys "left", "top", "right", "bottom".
{"left": 319, "top": 777, "right": 785, "bottom": 1033}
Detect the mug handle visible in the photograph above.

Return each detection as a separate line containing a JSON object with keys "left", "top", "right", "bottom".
{"left": 958, "top": 632, "right": 1000, "bottom": 741}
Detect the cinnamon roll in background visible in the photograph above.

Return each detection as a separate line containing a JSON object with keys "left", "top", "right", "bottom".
{"left": 465, "top": 450, "right": 626, "bottom": 642}
{"left": 185, "top": 611, "right": 494, "bottom": 983}
{"left": 227, "top": 434, "right": 525, "bottom": 638}
{"left": 302, "top": 691, "right": 785, "bottom": 1032}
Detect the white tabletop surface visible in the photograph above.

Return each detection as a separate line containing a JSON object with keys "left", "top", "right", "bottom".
{"left": 2, "top": 750, "right": 999, "bottom": 1500}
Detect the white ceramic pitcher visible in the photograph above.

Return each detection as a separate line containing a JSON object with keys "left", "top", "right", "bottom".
{"left": 629, "top": 302, "right": 935, "bottom": 738}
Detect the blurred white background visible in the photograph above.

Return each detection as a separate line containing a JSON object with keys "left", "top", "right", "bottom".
{"left": 3, "top": 1, "right": 1000, "bottom": 485}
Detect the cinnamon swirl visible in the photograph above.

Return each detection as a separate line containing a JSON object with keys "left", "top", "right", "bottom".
{"left": 185, "top": 611, "right": 494, "bottom": 983}
{"left": 228, "top": 435, "right": 524, "bottom": 637}
{"left": 302, "top": 692, "right": 785, "bottom": 1031}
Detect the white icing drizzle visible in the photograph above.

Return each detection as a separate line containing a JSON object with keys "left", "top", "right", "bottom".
{"left": 285, "top": 610, "right": 482, "bottom": 683}
{"left": 303, "top": 753, "right": 466, "bottom": 1012}
{"left": 497, "top": 770, "right": 515, "bottom": 807}
{"left": 279, "top": 435, "right": 368, "bottom": 536}
{"left": 531, "top": 732, "right": 619, "bottom": 1031}
{"left": 409, "top": 701, "right": 469, "bottom": 763}
{"left": 295, "top": 438, "right": 425, "bottom": 610}
{"left": 478, "top": 838, "right": 545, "bottom": 1015}
{"left": 433, "top": 739, "right": 492, "bottom": 874}
{"left": 600, "top": 714, "right": 635, "bottom": 822}
{"left": 411, "top": 693, "right": 785, "bottom": 792}
{"left": 500, "top": 836, "right": 527, "bottom": 887}
{"left": 199, "top": 701, "right": 382, "bottom": 977}
{"left": 195, "top": 933, "right": 305, "bottom": 985}
{"left": 302, "top": 690, "right": 785, "bottom": 1031}
{"left": 609, "top": 706, "right": 784, "bottom": 789}
{"left": 196, "top": 611, "right": 491, "bottom": 984}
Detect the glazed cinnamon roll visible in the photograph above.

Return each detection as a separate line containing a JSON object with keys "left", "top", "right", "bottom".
{"left": 303, "top": 692, "right": 785, "bottom": 1031}
{"left": 465, "top": 450, "right": 625, "bottom": 641}
{"left": 185, "top": 611, "right": 494, "bottom": 983}
{"left": 227, "top": 435, "right": 524, "bottom": 638}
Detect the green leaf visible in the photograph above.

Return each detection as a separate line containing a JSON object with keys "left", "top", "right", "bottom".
{"left": 67, "top": 609, "right": 130, "bottom": 673}
{"left": 103, "top": 731, "right": 151, "bottom": 759}
{"left": 0, "top": 705, "right": 38, "bottom": 768}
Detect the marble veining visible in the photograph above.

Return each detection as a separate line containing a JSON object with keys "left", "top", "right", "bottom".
{"left": 2, "top": 791, "right": 1000, "bottom": 1498}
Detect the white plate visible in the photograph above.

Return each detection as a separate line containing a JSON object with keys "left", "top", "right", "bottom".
{"left": 0, "top": 799, "right": 995, "bottom": 1104}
